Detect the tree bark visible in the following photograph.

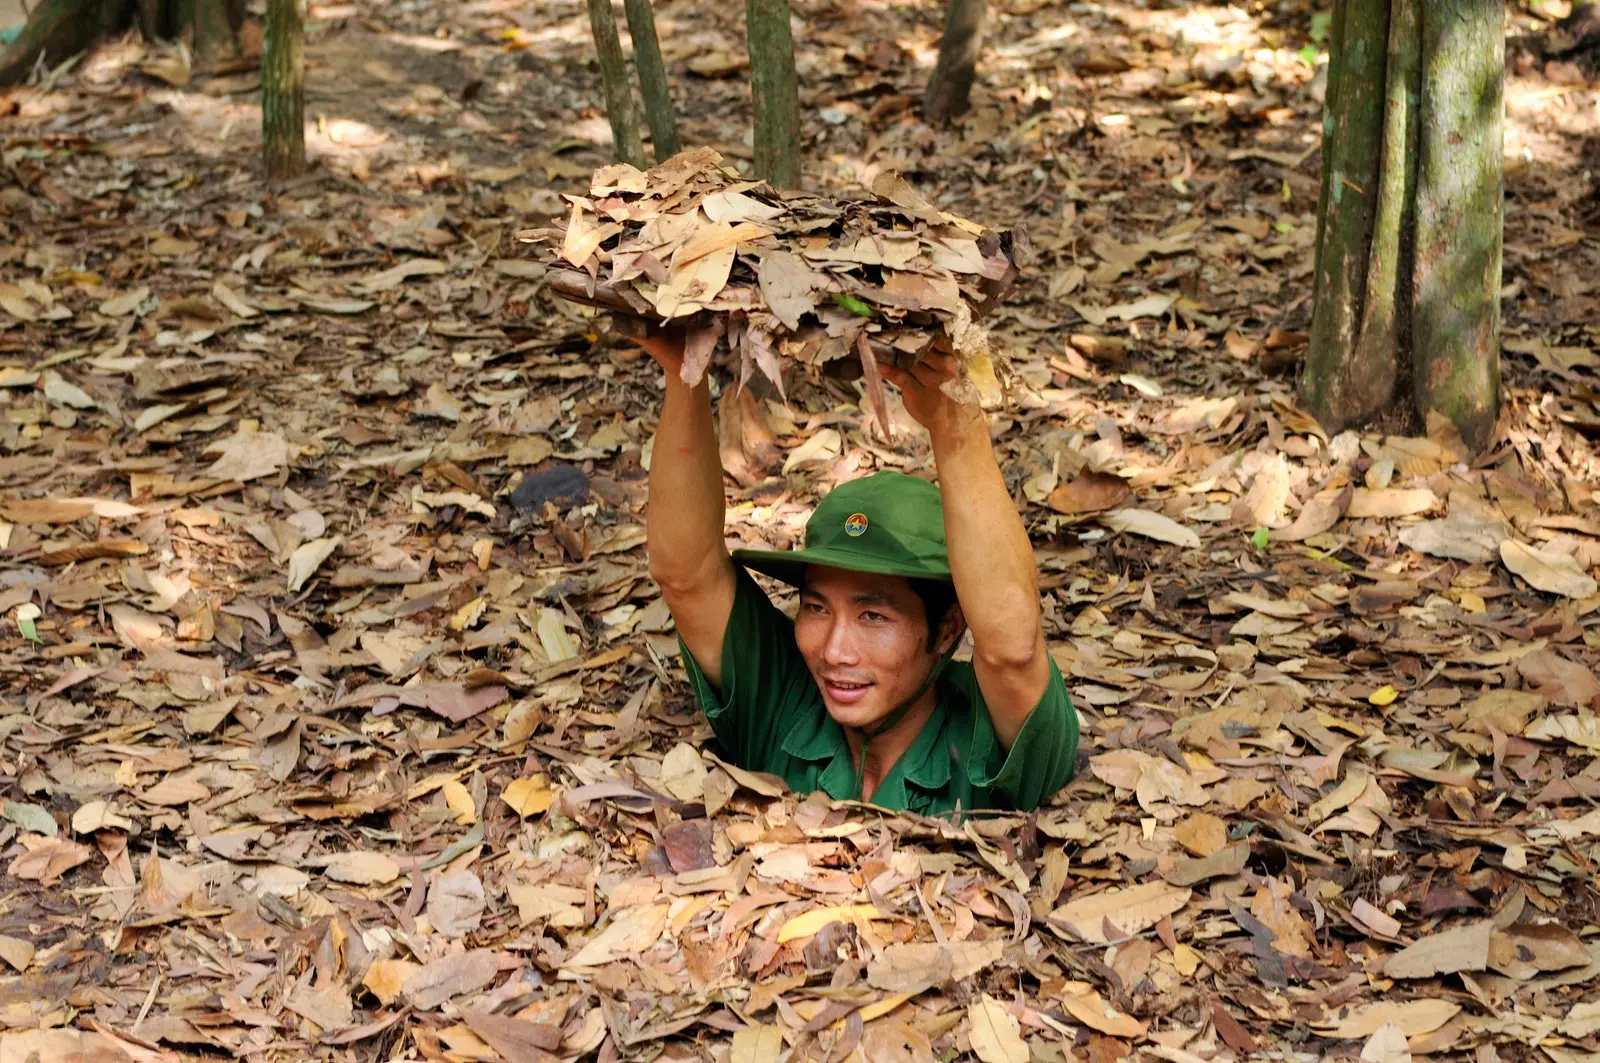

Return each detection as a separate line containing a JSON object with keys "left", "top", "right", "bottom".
{"left": 0, "top": 0, "right": 242, "bottom": 84}
{"left": 1347, "top": 0, "right": 1420, "bottom": 419}
{"left": 586, "top": 0, "right": 646, "bottom": 169}
{"left": 923, "top": 0, "right": 987, "bottom": 124}
{"left": 1302, "top": 0, "right": 1391, "bottom": 431}
{"left": 1300, "top": 0, "right": 1504, "bottom": 452}
{"left": 0, "top": 0, "right": 108, "bottom": 84}
{"left": 262, "top": 0, "right": 305, "bottom": 179}
{"left": 623, "top": 0, "right": 680, "bottom": 162}
{"left": 1413, "top": 0, "right": 1503, "bottom": 450}
{"left": 745, "top": 0, "right": 801, "bottom": 187}
{"left": 175, "top": 0, "right": 235, "bottom": 59}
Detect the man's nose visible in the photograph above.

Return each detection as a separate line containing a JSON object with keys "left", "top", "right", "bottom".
{"left": 821, "top": 617, "right": 858, "bottom": 665}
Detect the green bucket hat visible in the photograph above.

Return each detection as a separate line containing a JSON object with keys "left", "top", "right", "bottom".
{"left": 733, "top": 471, "right": 951, "bottom": 587}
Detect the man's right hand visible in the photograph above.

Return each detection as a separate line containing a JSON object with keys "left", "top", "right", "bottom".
{"left": 627, "top": 322, "right": 687, "bottom": 379}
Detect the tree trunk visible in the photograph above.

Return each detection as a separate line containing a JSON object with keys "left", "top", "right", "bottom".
{"left": 586, "top": 0, "right": 646, "bottom": 169}
{"left": 1302, "top": 0, "right": 1391, "bottom": 428}
{"left": 176, "top": 0, "right": 236, "bottom": 60}
{"left": 0, "top": 0, "right": 112, "bottom": 84}
{"left": 923, "top": 0, "right": 987, "bottom": 124}
{"left": 623, "top": 0, "right": 680, "bottom": 162}
{"left": 745, "top": 0, "right": 801, "bottom": 187}
{"left": 1300, "top": 0, "right": 1503, "bottom": 452}
{"left": 0, "top": 0, "right": 241, "bottom": 85}
{"left": 262, "top": 0, "right": 305, "bottom": 179}
{"left": 1412, "top": 0, "right": 1503, "bottom": 450}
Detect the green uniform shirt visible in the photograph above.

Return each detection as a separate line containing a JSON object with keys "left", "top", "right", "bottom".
{"left": 680, "top": 570, "right": 1080, "bottom": 816}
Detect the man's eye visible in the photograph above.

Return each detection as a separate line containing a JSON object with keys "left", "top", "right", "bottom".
{"left": 862, "top": 611, "right": 888, "bottom": 623}
{"left": 802, "top": 602, "right": 827, "bottom": 615}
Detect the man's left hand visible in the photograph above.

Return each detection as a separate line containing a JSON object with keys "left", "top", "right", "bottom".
{"left": 882, "top": 353, "right": 984, "bottom": 441}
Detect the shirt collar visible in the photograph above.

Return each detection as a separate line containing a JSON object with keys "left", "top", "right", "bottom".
{"left": 778, "top": 681, "right": 959, "bottom": 804}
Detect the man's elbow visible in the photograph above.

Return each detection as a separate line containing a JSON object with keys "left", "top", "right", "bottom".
{"left": 649, "top": 552, "right": 726, "bottom": 602}
{"left": 975, "top": 637, "right": 1041, "bottom": 674}
{"left": 649, "top": 558, "right": 698, "bottom": 600}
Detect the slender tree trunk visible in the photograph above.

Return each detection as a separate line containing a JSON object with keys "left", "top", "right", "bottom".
{"left": 1413, "top": 0, "right": 1503, "bottom": 450}
{"left": 923, "top": 0, "right": 987, "bottom": 124}
{"left": 623, "top": 0, "right": 681, "bottom": 162}
{"left": 586, "top": 0, "right": 646, "bottom": 169}
{"left": 1302, "top": 0, "right": 1390, "bottom": 430}
{"left": 262, "top": 0, "right": 305, "bottom": 179}
{"left": 745, "top": 0, "right": 801, "bottom": 187}
{"left": 1348, "top": 0, "right": 1419, "bottom": 418}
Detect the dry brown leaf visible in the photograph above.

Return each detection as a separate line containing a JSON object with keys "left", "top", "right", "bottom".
{"left": 1500, "top": 540, "right": 1598, "bottom": 599}
{"left": 562, "top": 903, "right": 670, "bottom": 967}
{"left": 1172, "top": 812, "right": 1228, "bottom": 857}
{"left": 1052, "top": 882, "right": 1191, "bottom": 944}
{"left": 1384, "top": 920, "right": 1491, "bottom": 979}
{"left": 1101, "top": 508, "right": 1200, "bottom": 548}
{"left": 1316, "top": 999, "right": 1460, "bottom": 1039}
{"left": 1346, "top": 487, "right": 1437, "bottom": 519}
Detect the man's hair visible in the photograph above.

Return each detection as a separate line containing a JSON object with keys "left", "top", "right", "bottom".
{"left": 908, "top": 578, "right": 958, "bottom": 653}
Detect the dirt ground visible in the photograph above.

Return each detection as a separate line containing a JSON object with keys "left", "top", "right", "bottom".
{"left": 2, "top": 1, "right": 1600, "bottom": 1061}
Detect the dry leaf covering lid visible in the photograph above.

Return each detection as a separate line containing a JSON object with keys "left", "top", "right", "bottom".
{"left": 525, "top": 147, "right": 1029, "bottom": 407}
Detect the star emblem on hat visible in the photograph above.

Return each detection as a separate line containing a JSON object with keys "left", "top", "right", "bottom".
{"left": 843, "top": 512, "right": 869, "bottom": 537}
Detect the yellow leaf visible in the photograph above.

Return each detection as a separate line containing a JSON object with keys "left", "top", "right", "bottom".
{"left": 730, "top": 1024, "right": 783, "bottom": 1063}
{"left": 1059, "top": 986, "right": 1147, "bottom": 1038}
{"left": 501, "top": 776, "right": 553, "bottom": 818}
{"left": 856, "top": 991, "right": 917, "bottom": 1023}
{"left": 1171, "top": 943, "right": 1203, "bottom": 976}
{"left": 1458, "top": 590, "right": 1486, "bottom": 613}
{"left": 1368, "top": 685, "right": 1399, "bottom": 707}
{"left": 968, "top": 994, "right": 1028, "bottom": 1063}
{"left": 441, "top": 779, "right": 476, "bottom": 825}
{"left": 776, "top": 904, "right": 884, "bottom": 944}
{"left": 448, "top": 596, "right": 486, "bottom": 632}
{"left": 406, "top": 770, "right": 467, "bottom": 801}
{"left": 363, "top": 958, "right": 420, "bottom": 1005}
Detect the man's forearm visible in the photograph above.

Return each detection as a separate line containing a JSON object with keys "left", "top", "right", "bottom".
{"left": 930, "top": 409, "right": 1049, "bottom": 743}
{"left": 647, "top": 376, "right": 727, "bottom": 589}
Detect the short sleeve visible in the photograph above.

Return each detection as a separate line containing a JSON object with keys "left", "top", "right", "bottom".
{"left": 970, "top": 659, "right": 1080, "bottom": 810}
{"left": 678, "top": 568, "right": 815, "bottom": 769}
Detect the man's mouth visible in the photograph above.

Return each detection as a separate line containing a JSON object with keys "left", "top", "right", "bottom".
{"left": 821, "top": 678, "right": 873, "bottom": 705}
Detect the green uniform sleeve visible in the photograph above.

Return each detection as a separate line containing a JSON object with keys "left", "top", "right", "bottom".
{"left": 678, "top": 568, "right": 814, "bottom": 769}
{"left": 969, "top": 659, "right": 1080, "bottom": 811}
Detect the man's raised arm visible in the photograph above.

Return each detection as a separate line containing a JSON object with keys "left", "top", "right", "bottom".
{"left": 886, "top": 356, "right": 1050, "bottom": 749}
{"left": 639, "top": 331, "right": 738, "bottom": 687}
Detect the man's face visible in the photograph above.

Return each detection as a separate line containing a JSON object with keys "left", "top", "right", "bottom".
{"left": 793, "top": 565, "right": 953, "bottom": 730}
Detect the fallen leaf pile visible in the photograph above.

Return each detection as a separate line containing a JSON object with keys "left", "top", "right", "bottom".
{"left": 534, "top": 147, "right": 1025, "bottom": 410}
{"left": 2, "top": 1, "right": 1600, "bottom": 1062}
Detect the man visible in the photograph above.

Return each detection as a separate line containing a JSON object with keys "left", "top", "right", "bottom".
{"left": 637, "top": 328, "right": 1078, "bottom": 815}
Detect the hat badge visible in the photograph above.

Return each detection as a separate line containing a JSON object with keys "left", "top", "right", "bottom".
{"left": 843, "top": 512, "right": 869, "bottom": 537}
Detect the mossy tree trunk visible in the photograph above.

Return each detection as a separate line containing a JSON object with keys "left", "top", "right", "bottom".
{"left": 1412, "top": 0, "right": 1503, "bottom": 446}
{"left": 745, "top": 0, "right": 801, "bottom": 187}
{"left": 622, "top": 0, "right": 680, "bottom": 162}
{"left": 262, "top": 0, "right": 304, "bottom": 178}
{"left": 924, "top": 0, "right": 987, "bottom": 124}
{"left": 1302, "top": 0, "right": 1503, "bottom": 452}
{"left": 0, "top": 0, "right": 242, "bottom": 84}
{"left": 586, "top": 0, "right": 646, "bottom": 169}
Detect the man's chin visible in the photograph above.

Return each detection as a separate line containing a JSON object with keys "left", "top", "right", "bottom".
{"left": 817, "top": 683, "right": 887, "bottom": 728}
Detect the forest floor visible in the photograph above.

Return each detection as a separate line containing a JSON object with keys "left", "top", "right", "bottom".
{"left": 3, "top": 1, "right": 1600, "bottom": 1062}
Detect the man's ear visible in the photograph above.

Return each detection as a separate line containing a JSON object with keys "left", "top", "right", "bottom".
{"left": 935, "top": 605, "right": 967, "bottom": 656}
